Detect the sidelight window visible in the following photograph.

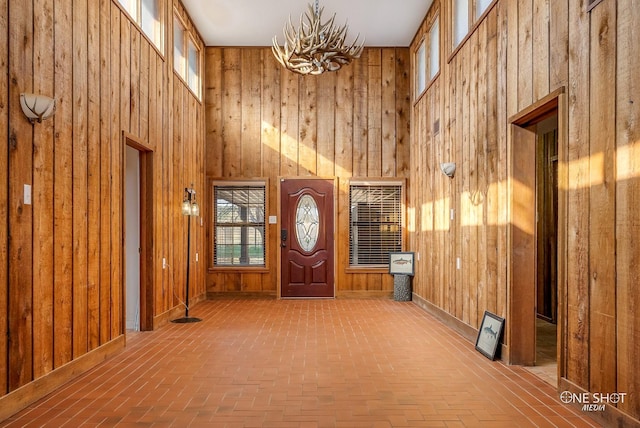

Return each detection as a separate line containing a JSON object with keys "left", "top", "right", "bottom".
{"left": 213, "top": 183, "right": 266, "bottom": 267}
{"left": 349, "top": 181, "right": 403, "bottom": 268}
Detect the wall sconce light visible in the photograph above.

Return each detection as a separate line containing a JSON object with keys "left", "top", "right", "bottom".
{"left": 440, "top": 162, "right": 456, "bottom": 178}
{"left": 181, "top": 187, "right": 200, "bottom": 216}
{"left": 173, "top": 185, "right": 201, "bottom": 324}
{"left": 20, "top": 93, "right": 56, "bottom": 123}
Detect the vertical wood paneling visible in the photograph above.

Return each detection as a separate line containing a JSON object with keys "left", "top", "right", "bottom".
{"left": 241, "top": 49, "right": 262, "bottom": 177}
{"left": 410, "top": 0, "right": 640, "bottom": 420}
{"left": 566, "top": 0, "right": 590, "bottom": 386}
{"left": 99, "top": 0, "right": 112, "bottom": 345}
{"left": 53, "top": 0, "right": 73, "bottom": 369}
{"left": 222, "top": 49, "right": 241, "bottom": 177}
{"left": 335, "top": 64, "right": 354, "bottom": 292}
{"left": 485, "top": 9, "right": 499, "bottom": 316}
{"left": 517, "top": 0, "right": 533, "bottom": 111}
{"left": 110, "top": 3, "right": 122, "bottom": 339}
{"left": 352, "top": 50, "right": 368, "bottom": 177}
{"left": 72, "top": 0, "right": 89, "bottom": 359}
{"left": 0, "top": 0, "right": 9, "bottom": 394}
{"left": 205, "top": 47, "right": 409, "bottom": 295}
{"left": 130, "top": 29, "right": 140, "bottom": 136}
{"left": 86, "top": 0, "right": 100, "bottom": 352}
{"left": 261, "top": 54, "right": 280, "bottom": 292}
{"left": 588, "top": 0, "right": 616, "bottom": 395}
{"left": 280, "top": 65, "right": 299, "bottom": 176}
{"left": 381, "top": 49, "right": 396, "bottom": 177}
{"left": 532, "top": 0, "right": 549, "bottom": 99}
{"left": 205, "top": 48, "right": 223, "bottom": 177}
{"left": 549, "top": 0, "right": 568, "bottom": 90}
{"left": 495, "top": 1, "right": 508, "bottom": 322}
{"left": 1, "top": 0, "right": 206, "bottom": 408}
{"left": 299, "top": 75, "right": 317, "bottom": 176}
{"left": 367, "top": 50, "right": 382, "bottom": 177}
{"left": 8, "top": 0, "right": 34, "bottom": 390}
{"left": 616, "top": 0, "right": 640, "bottom": 418}
{"left": 32, "top": 0, "right": 55, "bottom": 378}
{"left": 476, "top": 22, "right": 488, "bottom": 325}
{"left": 395, "top": 49, "right": 410, "bottom": 178}
{"left": 139, "top": 41, "right": 149, "bottom": 143}
{"left": 316, "top": 71, "right": 335, "bottom": 177}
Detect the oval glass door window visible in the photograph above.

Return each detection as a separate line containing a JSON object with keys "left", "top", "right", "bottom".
{"left": 295, "top": 195, "right": 320, "bottom": 252}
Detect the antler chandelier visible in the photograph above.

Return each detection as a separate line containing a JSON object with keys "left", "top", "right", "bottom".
{"left": 272, "top": 0, "right": 364, "bottom": 75}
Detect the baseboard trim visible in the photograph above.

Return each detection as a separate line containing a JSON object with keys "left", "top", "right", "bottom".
{"left": 411, "top": 293, "right": 509, "bottom": 362}
{"left": 0, "top": 336, "right": 125, "bottom": 422}
{"left": 336, "top": 291, "right": 394, "bottom": 299}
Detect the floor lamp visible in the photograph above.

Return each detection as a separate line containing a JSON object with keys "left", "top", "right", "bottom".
{"left": 172, "top": 186, "right": 202, "bottom": 323}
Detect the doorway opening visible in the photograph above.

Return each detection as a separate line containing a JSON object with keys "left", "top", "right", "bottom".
{"left": 508, "top": 89, "right": 565, "bottom": 386}
{"left": 124, "top": 133, "right": 155, "bottom": 331}
{"left": 533, "top": 116, "right": 558, "bottom": 385}
{"left": 125, "top": 145, "right": 141, "bottom": 331}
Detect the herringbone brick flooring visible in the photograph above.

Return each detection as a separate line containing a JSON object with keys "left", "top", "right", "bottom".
{"left": 2, "top": 299, "right": 599, "bottom": 427}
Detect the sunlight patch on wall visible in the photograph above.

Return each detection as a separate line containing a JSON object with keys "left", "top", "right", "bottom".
{"left": 407, "top": 206, "right": 416, "bottom": 233}
{"left": 617, "top": 140, "right": 640, "bottom": 181}
{"left": 421, "top": 202, "right": 433, "bottom": 232}
{"left": 511, "top": 178, "right": 535, "bottom": 236}
{"left": 460, "top": 190, "right": 484, "bottom": 227}
{"left": 434, "top": 196, "right": 450, "bottom": 231}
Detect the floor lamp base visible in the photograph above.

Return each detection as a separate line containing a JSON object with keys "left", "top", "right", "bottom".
{"left": 171, "top": 317, "right": 202, "bottom": 324}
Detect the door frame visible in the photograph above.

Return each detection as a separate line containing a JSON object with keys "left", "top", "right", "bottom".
{"left": 277, "top": 176, "right": 337, "bottom": 299}
{"left": 507, "top": 88, "right": 567, "bottom": 376}
{"left": 123, "top": 132, "right": 155, "bottom": 331}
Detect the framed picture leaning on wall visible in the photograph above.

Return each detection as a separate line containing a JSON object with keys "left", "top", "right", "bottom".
{"left": 475, "top": 311, "right": 505, "bottom": 360}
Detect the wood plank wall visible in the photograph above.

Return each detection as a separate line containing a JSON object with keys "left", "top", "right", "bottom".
{"left": 0, "top": 0, "right": 206, "bottom": 403}
{"left": 410, "top": 0, "right": 640, "bottom": 422}
{"left": 204, "top": 47, "right": 411, "bottom": 296}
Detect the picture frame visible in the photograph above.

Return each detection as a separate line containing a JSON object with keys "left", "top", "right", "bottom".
{"left": 475, "top": 311, "right": 505, "bottom": 360}
{"left": 388, "top": 252, "right": 415, "bottom": 276}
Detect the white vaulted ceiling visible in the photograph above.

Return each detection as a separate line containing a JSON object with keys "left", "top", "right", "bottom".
{"left": 181, "top": 0, "right": 434, "bottom": 47}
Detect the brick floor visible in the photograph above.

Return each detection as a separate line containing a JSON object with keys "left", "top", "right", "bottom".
{"left": 1, "top": 299, "right": 600, "bottom": 427}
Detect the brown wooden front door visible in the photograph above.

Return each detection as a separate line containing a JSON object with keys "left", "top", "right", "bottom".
{"left": 280, "top": 179, "right": 334, "bottom": 298}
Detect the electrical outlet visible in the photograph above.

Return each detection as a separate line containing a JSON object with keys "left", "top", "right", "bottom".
{"left": 450, "top": 209, "right": 455, "bottom": 220}
{"left": 24, "top": 184, "right": 32, "bottom": 205}
{"left": 162, "top": 258, "right": 167, "bottom": 269}
{"left": 195, "top": 252, "right": 199, "bottom": 262}
{"left": 456, "top": 257, "right": 461, "bottom": 270}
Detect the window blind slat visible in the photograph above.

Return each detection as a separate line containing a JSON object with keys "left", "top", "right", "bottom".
{"left": 349, "top": 184, "right": 403, "bottom": 267}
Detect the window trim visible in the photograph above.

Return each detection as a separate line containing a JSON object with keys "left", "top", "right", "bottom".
{"left": 346, "top": 178, "right": 406, "bottom": 273}
{"left": 187, "top": 34, "right": 202, "bottom": 99}
{"left": 414, "top": 12, "right": 440, "bottom": 104}
{"left": 414, "top": 38, "right": 427, "bottom": 99}
{"left": 173, "top": 9, "right": 202, "bottom": 101}
{"left": 173, "top": 11, "right": 188, "bottom": 79}
{"left": 428, "top": 14, "right": 440, "bottom": 82}
{"left": 116, "top": 0, "right": 165, "bottom": 56}
{"left": 210, "top": 179, "right": 270, "bottom": 273}
{"left": 448, "top": 0, "right": 497, "bottom": 60}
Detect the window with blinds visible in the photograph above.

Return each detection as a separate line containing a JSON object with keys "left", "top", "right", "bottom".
{"left": 213, "top": 184, "right": 266, "bottom": 267}
{"left": 349, "top": 183, "right": 403, "bottom": 267}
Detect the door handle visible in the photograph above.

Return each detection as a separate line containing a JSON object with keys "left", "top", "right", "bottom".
{"left": 281, "top": 229, "right": 288, "bottom": 247}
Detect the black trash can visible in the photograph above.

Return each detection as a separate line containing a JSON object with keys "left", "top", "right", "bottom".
{"left": 393, "top": 274, "right": 412, "bottom": 301}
